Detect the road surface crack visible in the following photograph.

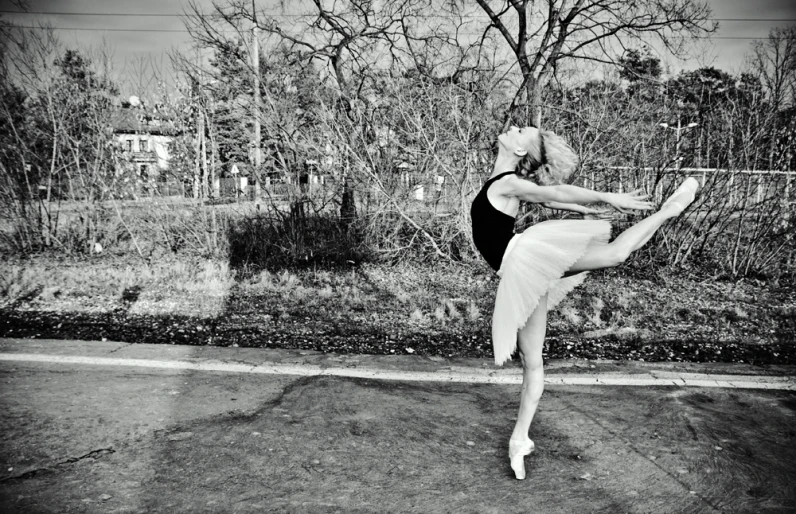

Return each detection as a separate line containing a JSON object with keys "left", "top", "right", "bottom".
{"left": 1, "top": 447, "right": 115, "bottom": 482}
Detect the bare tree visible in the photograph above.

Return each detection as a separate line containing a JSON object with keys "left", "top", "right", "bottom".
{"left": 182, "top": 0, "right": 504, "bottom": 107}
{"left": 471, "top": 0, "right": 716, "bottom": 127}
{"left": 748, "top": 27, "right": 796, "bottom": 171}
{"left": 186, "top": 1, "right": 717, "bottom": 126}
{"left": 750, "top": 26, "right": 796, "bottom": 113}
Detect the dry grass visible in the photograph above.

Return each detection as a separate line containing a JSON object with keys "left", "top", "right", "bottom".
{"left": 0, "top": 258, "right": 234, "bottom": 317}
{"left": 466, "top": 301, "right": 480, "bottom": 321}
{"left": 2, "top": 256, "right": 790, "bottom": 351}
{"left": 410, "top": 308, "right": 427, "bottom": 323}
{"left": 587, "top": 297, "right": 605, "bottom": 327}
{"left": 128, "top": 260, "right": 233, "bottom": 318}
{"left": 394, "top": 289, "right": 411, "bottom": 304}
{"left": 558, "top": 304, "right": 582, "bottom": 325}
{"left": 318, "top": 285, "right": 334, "bottom": 299}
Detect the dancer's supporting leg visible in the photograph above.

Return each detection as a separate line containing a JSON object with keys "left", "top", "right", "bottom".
{"left": 566, "top": 178, "right": 698, "bottom": 274}
{"left": 508, "top": 294, "right": 548, "bottom": 480}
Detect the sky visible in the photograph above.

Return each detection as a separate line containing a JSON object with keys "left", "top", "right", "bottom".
{"left": 2, "top": 0, "right": 795, "bottom": 94}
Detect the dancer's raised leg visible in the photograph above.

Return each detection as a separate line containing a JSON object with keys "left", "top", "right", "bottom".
{"left": 566, "top": 178, "right": 699, "bottom": 274}
{"left": 509, "top": 293, "right": 548, "bottom": 480}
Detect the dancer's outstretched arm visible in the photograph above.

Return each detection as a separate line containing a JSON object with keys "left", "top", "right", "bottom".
{"left": 494, "top": 176, "right": 653, "bottom": 212}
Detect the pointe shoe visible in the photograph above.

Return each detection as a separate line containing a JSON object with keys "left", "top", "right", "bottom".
{"left": 509, "top": 439, "right": 535, "bottom": 480}
{"left": 660, "top": 177, "right": 699, "bottom": 215}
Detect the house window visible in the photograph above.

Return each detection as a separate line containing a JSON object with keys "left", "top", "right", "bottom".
{"left": 140, "top": 139, "right": 148, "bottom": 152}
{"left": 125, "top": 139, "right": 133, "bottom": 152}
{"left": 139, "top": 164, "right": 148, "bottom": 177}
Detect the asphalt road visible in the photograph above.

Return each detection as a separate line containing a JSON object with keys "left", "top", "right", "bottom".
{"left": 1, "top": 339, "right": 794, "bottom": 513}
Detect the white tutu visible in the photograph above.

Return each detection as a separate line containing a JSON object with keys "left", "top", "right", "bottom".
{"left": 492, "top": 219, "right": 611, "bottom": 365}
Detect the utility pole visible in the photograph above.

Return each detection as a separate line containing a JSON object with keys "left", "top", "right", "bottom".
{"left": 193, "top": 49, "right": 202, "bottom": 199}
{"left": 252, "top": 0, "right": 261, "bottom": 173}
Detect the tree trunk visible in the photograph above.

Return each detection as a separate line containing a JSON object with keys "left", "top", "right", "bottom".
{"left": 527, "top": 80, "right": 542, "bottom": 128}
{"left": 340, "top": 176, "right": 356, "bottom": 227}
{"left": 193, "top": 130, "right": 201, "bottom": 199}
{"left": 201, "top": 112, "right": 208, "bottom": 199}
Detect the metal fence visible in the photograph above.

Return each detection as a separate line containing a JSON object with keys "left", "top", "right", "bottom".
{"left": 139, "top": 167, "right": 796, "bottom": 218}
{"left": 594, "top": 167, "right": 795, "bottom": 212}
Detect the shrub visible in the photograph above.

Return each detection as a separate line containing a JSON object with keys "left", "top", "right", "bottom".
{"left": 226, "top": 211, "right": 369, "bottom": 271}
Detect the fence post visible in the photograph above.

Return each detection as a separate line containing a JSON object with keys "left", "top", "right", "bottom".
{"left": 656, "top": 173, "right": 663, "bottom": 203}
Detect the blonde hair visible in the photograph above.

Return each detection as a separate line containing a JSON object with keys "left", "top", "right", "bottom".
{"left": 518, "top": 130, "right": 578, "bottom": 185}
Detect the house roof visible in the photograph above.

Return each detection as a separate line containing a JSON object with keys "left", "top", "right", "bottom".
{"left": 110, "top": 107, "right": 177, "bottom": 136}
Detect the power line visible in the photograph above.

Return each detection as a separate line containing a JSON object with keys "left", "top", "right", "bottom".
{"left": 8, "top": 26, "right": 779, "bottom": 40}
{"left": 716, "top": 18, "right": 796, "bottom": 22}
{"left": 13, "top": 25, "right": 189, "bottom": 33}
{"left": 0, "top": 10, "right": 278, "bottom": 17}
{"left": 2, "top": 11, "right": 796, "bottom": 22}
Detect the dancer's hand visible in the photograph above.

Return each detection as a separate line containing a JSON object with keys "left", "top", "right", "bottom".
{"left": 605, "top": 190, "right": 653, "bottom": 213}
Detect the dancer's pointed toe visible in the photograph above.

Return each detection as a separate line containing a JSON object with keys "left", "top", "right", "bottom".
{"left": 509, "top": 439, "right": 535, "bottom": 480}
{"left": 660, "top": 177, "right": 699, "bottom": 215}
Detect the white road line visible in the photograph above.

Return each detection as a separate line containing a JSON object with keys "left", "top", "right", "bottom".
{"left": 0, "top": 353, "right": 793, "bottom": 390}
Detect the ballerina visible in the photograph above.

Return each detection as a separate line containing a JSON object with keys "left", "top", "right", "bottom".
{"left": 470, "top": 126, "right": 698, "bottom": 480}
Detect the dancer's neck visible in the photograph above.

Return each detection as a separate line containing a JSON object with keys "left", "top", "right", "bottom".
{"left": 492, "top": 152, "right": 522, "bottom": 177}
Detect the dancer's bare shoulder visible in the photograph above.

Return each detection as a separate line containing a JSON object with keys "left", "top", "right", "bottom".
{"left": 489, "top": 174, "right": 547, "bottom": 204}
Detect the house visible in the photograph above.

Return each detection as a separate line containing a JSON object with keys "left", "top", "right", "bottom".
{"left": 111, "top": 96, "right": 178, "bottom": 195}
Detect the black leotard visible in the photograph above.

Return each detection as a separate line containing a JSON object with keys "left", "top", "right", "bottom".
{"left": 471, "top": 171, "right": 517, "bottom": 271}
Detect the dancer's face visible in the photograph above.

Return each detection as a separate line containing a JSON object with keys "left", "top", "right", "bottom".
{"left": 498, "top": 126, "right": 539, "bottom": 156}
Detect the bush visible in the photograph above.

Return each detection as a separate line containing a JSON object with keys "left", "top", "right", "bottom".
{"left": 227, "top": 210, "right": 370, "bottom": 272}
